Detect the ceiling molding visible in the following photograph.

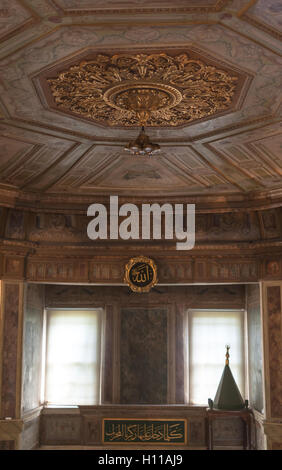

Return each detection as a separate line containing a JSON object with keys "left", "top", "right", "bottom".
{"left": 46, "top": 0, "right": 229, "bottom": 16}
{"left": 0, "top": 0, "right": 40, "bottom": 44}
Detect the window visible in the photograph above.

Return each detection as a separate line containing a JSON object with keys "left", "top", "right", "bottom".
{"left": 43, "top": 309, "right": 102, "bottom": 406}
{"left": 187, "top": 309, "right": 245, "bottom": 405}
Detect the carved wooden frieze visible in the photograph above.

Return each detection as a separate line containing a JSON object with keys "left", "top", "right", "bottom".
{"left": 259, "top": 209, "right": 282, "bottom": 240}
{"left": 14, "top": 255, "right": 282, "bottom": 284}
{"left": 196, "top": 212, "right": 261, "bottom": 241}
{"left": 24, "top": 257, "right": 261, "bottom": 284}
{"left": 24, "top": 210, "right": 265, "bottom": 243}
{"left": 1, "top": 207, "right": 282, "bottom": 247}
{"left": 5, "top": 210, "right": 25, "bottom": 240}
{"left": 26, "top": 259, "right": 89, "bottom": 283}
{"left": 0, "top": 249, "right": 278, "bottom": 284}
{"left": 263, "top": 259, "right": 282, "bottom": 279}
{"left": 195, "top": 259, "right": 259, "bottom": 282}
{"left": 3, "top": 256, "right": 25, "bottom": 279}
{"left": 89, "top": 261, "right": 123, "bottom": 283}
{"left": 28, "top": 213, "right": 88, "bottom": 243}
{"left": 0, "top": 206, "right": 281, "bottom": 284}
{"left": 158, "top": 261, "right": 193, "bottom": 283}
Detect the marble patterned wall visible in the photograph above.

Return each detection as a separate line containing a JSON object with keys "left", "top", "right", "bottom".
{"left": 45, "top": 284, "right": 246, "bottom": 406}
{"left": 45, "top": 284, "right": 245, "bottom": 309}
{"left": 120, "top": 308, "right": 168, "bottom": 404}
{"left": 251, "top": 412, "right": 266, "bottom": 450}
{"left": 41, "top": 413, "right": 81, "bottom": 445}
{"left": 41, "top": 405, "right": 207, "bottom": 448}
{"left": 22, "top": 284, "right": 45, "bottom": 414}
{"left": 39, "top": 283, "right": 268, "bottom": 448}
{"left": 20, "top": 416, "right": 40, "bottom": 450}
{"left": 246, "top": 284, "right": 263, "bottom": 413}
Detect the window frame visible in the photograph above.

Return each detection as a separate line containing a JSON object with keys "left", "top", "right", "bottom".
{"left": 41, "top": 307, "right": 104, "bottom": 407}
{"left": 185, "top": 308, "right": 248, "bottom": 406}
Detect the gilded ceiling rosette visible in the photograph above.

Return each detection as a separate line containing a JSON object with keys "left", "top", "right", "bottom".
{"left": 47, "top": 52, "right": 238, "bottom": 127}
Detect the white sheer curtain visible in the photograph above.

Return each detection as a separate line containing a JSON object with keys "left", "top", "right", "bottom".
{"left": 45, "top": 309, "right": 101, "bottom": 405}
{"left": 188, "top": 310, "right": 245, "bottom": 405}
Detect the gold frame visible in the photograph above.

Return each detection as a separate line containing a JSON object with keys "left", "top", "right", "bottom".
{"left": 124, "top": 256, "right": 158, "bottom": 293}
{"left": 102, "top": 418, "right": 187, "bottom": 445}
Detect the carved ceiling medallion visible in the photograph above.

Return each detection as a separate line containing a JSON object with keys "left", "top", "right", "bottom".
{"left": 47, "top": 53, "right": 239, "bottom": 127}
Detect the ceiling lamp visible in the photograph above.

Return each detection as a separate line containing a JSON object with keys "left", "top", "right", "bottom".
{"left": 122, "top": 87, "right": 162, "bottom": 156}
{"left": 124, "top": 126, "right": 160, "bottom": 157}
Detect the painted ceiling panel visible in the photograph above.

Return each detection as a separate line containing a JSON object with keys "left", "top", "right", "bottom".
{"left": 0, "top": 0, "right": 280, "bottom": 202}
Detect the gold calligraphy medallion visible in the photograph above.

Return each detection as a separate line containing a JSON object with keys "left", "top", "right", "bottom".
{"left": 125, "top": 256, "right": 158, "bottom": 293}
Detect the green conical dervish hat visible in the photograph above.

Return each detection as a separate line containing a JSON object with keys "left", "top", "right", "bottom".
{"left": 213, "top": 346, "right": 245, "bottom": 410}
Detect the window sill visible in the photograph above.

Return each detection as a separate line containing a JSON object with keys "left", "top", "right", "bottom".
{"left": 42, "top": 404, "right": 208, "bottom": 415}
{"left": 42, "top": 405, "right": 80, "bottom": 415}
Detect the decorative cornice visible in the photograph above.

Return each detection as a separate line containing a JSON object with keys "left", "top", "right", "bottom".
{"left": 242, "top": 14, "right": 282, "bottom": 41}
{"left": 0, "top": 186, "right": 282, "bottom": 212}
{"left": 48, "top": 0, "right": 229, "bottom": 16}
{"left": 0, "top": 0, "right": 40, "bottom": 44}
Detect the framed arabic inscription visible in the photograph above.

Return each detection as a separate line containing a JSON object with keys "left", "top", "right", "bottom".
{"left": 102, "top": 419, "right": 187, "bottom": 445}
{"left": 124, "top": 256, "right": 158, "bottom": 293}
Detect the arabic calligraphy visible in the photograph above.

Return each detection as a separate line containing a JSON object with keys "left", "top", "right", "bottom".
{"left": 125, "top": 256, "right": 158, "bottom": 293}
{"left": 130, "top": 263, "right": 153, "bottom": 285}
{"left": 103, "top": 420, "right": 186, "bottom": 444}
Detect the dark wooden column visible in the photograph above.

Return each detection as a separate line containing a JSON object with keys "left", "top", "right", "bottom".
{"left": 0, "top": 281, "right": 24, "bottom": 449}
{"left": 262, "top": 281, "right": 282, "bottom": 450}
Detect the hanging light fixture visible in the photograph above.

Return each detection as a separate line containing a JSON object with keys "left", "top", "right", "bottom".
{"left": 122, "top": 87, "right": 162, "bottom": 156}
{"left": 124, "top": 126, "right": 160, "bottom": 157}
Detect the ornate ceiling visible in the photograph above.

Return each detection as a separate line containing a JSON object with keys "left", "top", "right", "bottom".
{"left": 42, "top": 50, "right": 243, "bottom": 127}
{"left": 0, "top": 0, "right": 281, "bottom": 208}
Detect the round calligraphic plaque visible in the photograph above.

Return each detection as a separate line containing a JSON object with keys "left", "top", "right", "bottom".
{"left": 125, "top": 256, "right": 158, "bottom": 293}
